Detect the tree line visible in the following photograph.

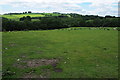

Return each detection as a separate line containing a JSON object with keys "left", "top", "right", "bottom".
{"left": 2, "top": 14, "right": 120, "bottom": 31}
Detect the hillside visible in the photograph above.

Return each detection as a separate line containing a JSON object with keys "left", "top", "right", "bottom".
{"left": 1, "top": 13, "right": 69, "bottom": 21}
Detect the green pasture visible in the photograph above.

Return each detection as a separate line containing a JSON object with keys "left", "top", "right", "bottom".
{"left": 2, "top": 27, "right": 118, "bottom": 78}
{"left": 1, "top": 13, "right": 70, "bottom": 21}
{"left": 1, "top": 13, "right": 45, "bottom": 21}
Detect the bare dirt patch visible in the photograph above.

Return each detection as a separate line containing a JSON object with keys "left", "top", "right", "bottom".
{"left": 14, "top": 58, "right": 59, "bottom": 68}
{"left": 25, "top": 59, "right": 59, "bottom": 68}
{"left": 13, "top": 58, "right": 62, "bottom": 78}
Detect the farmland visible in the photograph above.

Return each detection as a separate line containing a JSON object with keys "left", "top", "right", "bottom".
{"left": 1, "top": 13, "right": 44, "bottom": 21}
{"left": 2, "top": 27, "right": 118, "bottom": 78}
{"left": 1, "top": 13, "right": 65, "bottom": 21}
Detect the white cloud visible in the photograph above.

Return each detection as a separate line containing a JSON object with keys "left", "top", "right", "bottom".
{"left": 0, "top": 0, "right": 119, "bottom": 4}
{"left": 0, "top": 0, "right": 119, "bottom": 16}
{"left": 89, "top": 1, "right": 118, "bottom": 16}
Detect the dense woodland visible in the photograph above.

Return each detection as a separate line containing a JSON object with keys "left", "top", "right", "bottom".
{"left": 2, "top": 12, "right": 120, "bottom": 31}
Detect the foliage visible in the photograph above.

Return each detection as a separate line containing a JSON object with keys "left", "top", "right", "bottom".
{"left": 2, "top": 13, "right": 120, "bottom": 31}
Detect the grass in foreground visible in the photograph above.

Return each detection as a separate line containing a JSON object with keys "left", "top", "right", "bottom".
{"left": 2, "top": 27, "right": 118, "bottom": 78}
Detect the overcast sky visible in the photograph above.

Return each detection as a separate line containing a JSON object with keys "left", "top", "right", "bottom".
{"left": 0, "top": 0, "right": 119, "bottom": 16}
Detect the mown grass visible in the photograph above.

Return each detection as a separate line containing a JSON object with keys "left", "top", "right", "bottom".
{"left": 2, "top": 27, "right": 118, "bottom": 78}
{"left": 1, "top": 13, "right": 70, "bottom": 21}
{"left": 1, "top": 13, "right": 45, "bottom": 21}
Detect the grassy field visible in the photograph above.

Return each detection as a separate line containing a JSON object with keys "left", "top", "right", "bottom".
{"left": 1, "top": 13, "right": 65, "bottom": 21}
{"left": 2, "top": 27, "right": 118, "bottom": 78}
{"left": 1, "top": 13, "right": 45, "bottom": 21}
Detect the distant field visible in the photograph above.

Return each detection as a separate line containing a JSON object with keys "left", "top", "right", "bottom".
{"left": 2, "top": 27, "right": 118, "bottom": 78}
{"left": 1, "top": 13, "right": 64, "bottom": 21}
{"left": 1, "top": 13, "right": 45, "bottom": 21}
